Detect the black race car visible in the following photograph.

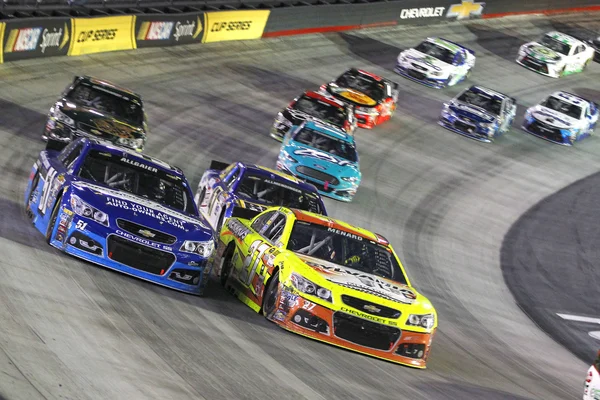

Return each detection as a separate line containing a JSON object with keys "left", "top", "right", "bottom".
{"left": 42, "top": 76, "right": 148, "bottom": 152}
{"left": 270, "top": 90, "right": 356, "bottom": 141}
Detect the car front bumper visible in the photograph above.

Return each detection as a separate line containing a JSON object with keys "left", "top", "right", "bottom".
{"left": 515, "top": 56, "right": 559, "bottom": 78}
{"left": 439, "top": 114, "right": 496, "bottom": 142}
{"left": 271, "top": 286, "right": 435, "bottom": 369}
{"left": 394, "top": 65, "right": 448, "bottom": 89}
{"left": 49, "top": 210, "right": 212, "bottom": 295}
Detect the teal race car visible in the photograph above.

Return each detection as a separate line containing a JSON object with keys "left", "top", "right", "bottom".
{"left": 276, "top": 121, "right": 361, "bottom": 202}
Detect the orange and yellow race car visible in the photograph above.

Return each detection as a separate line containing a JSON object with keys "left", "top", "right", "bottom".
{"left": 214, "top": 206, "right": 437, "bottom": 368}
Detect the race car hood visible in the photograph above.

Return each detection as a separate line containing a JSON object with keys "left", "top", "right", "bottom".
{"left": 400, "top": 48, "right": 450, "bottom": 75}
{"left": 449, "top": 101, "right": 497, "bottom": 123}
{"left": 326, "top": 85, "right": 378, "bottom": 107}
{"left": 58, "top": 102, "right": 146, "bottom": 139}
{"left": 529, "top": 106, "right": 577, "bottom": 129}
{"left": 289, "top": 143, "right": 359, "bottom": 178}
{"left": 522, "top": 42, "right": 563, "bottom": 63}
{"left": 71, "top": 181, "right": 211, "bottom": 239}
{"left": 296, "top": 254, "right": 420, "bottom": 306}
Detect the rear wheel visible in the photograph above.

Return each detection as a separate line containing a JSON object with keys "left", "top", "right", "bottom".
{"left": 45, "top": 197, "right": 62, "bottom": 244}
{"left": 262, "top": 270, "right": 280, "bottom": 319}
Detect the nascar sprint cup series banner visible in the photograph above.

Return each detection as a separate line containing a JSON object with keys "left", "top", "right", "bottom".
{"left": 1, "top": 18, "right": 70, "bottom": 62}
{"left": 68, "top": 16, "right": 135, "bottom": 56}
{"left": 135, "top": 13, "right": 204, "bottom": 48}
{"left": 203, "top": 10, "right": 270, "bottom": 43}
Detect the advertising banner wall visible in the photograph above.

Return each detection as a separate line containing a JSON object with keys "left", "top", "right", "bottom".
{"left": 204, "top": 10, "right": 270, "bottom": 43}
{"left": 135, "top": 13, "right": 204, "bottom": 48}
{"left": 2, "top": 18, "right": 71, "bottom": 61}
{"left": 0, "top": 23, "right": 4, "bottom": 64}
{"left": 68, "top": 16, "right": 135, "bottom": 56}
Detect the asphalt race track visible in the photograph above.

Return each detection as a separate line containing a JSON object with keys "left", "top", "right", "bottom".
{"left": 0, "top": 13, "right": 599, "bottom": 400}
{"left": 502, "top": 171, "right": 600, "bottom": 366}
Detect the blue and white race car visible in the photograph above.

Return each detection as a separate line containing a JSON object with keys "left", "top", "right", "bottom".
{"left": 25, "top": 138, "right": 215, "bottom": 295}
{"left": 522, "top": 91, "right": 598, "bottom": 145}
{"left": 276, "top": 120, "right": 361, "bottom": 202}
{"left": 195, "top": 161, "right": 327, "bottom": 232}
{"left": 395, "top": 37, "right": 476, "bottom": 88}
{"left": 439, "top": 85, "right": 517, "bottom": 142}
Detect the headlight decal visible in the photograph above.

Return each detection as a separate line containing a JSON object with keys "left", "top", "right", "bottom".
{"left": 290, "top": 273, "right": 332, "bottom": 302}
{"left": 180, "top": 240, "right": 215, "bottom": 258}
{"left": 406, "top": 313, "right": 435, "bottom": 329}
{"left": 70, "top": 194, "right": 109, "bottom": 226}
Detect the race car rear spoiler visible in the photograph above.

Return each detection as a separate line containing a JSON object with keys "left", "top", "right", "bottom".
{"left": 231, "top": 206, "right": 261, "bottom": 221}
{"left": 210, "top": 160, "right": 230, "bottom": 171}
{"left": 439, "top": 37, "right": 476, "bottom": 56}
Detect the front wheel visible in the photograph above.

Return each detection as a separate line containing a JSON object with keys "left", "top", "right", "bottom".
{"left": 262, "top": 270, "right": 280, "bottom": 319}
{"left": 45, "top": 198, "right": 62, "bottom": 244}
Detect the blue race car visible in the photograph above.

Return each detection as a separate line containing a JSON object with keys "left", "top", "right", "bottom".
{"left": 276, "top": 120, "right": 361, "bottom": 202}
{"left": 522, "top": 91, "right": 598, "bottom": 145}
{"left": 25, "top": 138, "right": 215, "bottom": 295}
{"left": 439, "top": 85, "right": 517, "bottom": 142}
{"left": 195, "top": 161, "right": 327, "bottom": 233}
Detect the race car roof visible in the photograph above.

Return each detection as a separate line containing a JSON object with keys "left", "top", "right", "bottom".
{"left": 84, "top": 138, "right": 183, "bottom": 176}
{"left": 470, "top": 85, "right": 508, "bottom": 100}
{"left": 291, "top": 208, "right": 379, "bottom": 242}
{"left": 356, "top": 69, "right": 383, "bottom": 82}
{"left": 240, "top": 162, "right": 322, "bottom": 194}
{"left": 549, "top": 91, "right": 590, "bottom": 106}
{"left": 426, "top": 37, "right": 461, "bottom": 53}
{"left": 303, "top": 90, "right": 346, "bottom": 108}
{"left": 80, "top": 76, "right": 142, "bottom": 101}
{"left": 544, "top": 31, "right": 582, "bottom": 46}
{"left": 303, "top": 120, "right": 354, "bottom": 143}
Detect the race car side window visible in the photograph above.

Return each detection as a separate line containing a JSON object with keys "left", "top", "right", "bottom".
{"left": 251, "top": 211, "right": 276, "bottom": 234}
{"left": 263, "top": 213, "right": 287, "bottom": 243}
{"left": 58, "top": 142, "right": 83, "bottom": 170}
{"left": 453, "top": 51, "right": 464, "bottom": 66}
{"left": 574, "top": 45, "right": 585, "bottom": 55}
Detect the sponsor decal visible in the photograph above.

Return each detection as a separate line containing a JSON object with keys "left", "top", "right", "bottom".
{"left": 68, "top": 16, "right": 135, "bottom": 56}
{"left": 116, "top": 229, "right": 173, "bottom": 251}
{"left": 135, "top": 15, "right": 204, "bottom": 47}
{"left": 4, "top": 27, "right": 42, "bottom": 53}
{"left": 173, "top": 19, "right": 202, "bottom": 42}
{"left": 264, "top": 179, "right": 302, "bottom": 193}
{"left": 203, "top": 10, "right": 270, "bottom": 43}
{"left": 273, "top": 310, "right": 287, "bottom": 322}
{"left": 138, "top": 229, "right": 155, "bottom": 238}
{"left": 327, "top": 227, "right": 363, "bottom": 241}
{"left": 93, "top": 119, "right": 137, "bottom": 139}
{"left": 341, "top": 307, "right": 397, "bottom": 326}
{"left": 120, "top": 157, "right": 158, "bottom": 173}
{"left": 293, "top": 148, "right": 353, "bottom": 167}
{"left": 336, "top": 90, "right": 377, "bottom": 107}
{"left": 400, "top": 7, "right": 445, "bottom": 19}
{"left": 446, "top": 0, "right": 485, "bottom": 20}
{"left": 75, "top": 220, "right": 88, "bottom": 231}
{"left": 227, "top": 218, "right": 252, "bottom": 240}
{"left": 107, "top": 198, "right": 185, "bottom": 230}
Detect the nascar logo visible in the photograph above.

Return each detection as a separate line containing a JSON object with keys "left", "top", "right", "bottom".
{"left": 4, "top": 27, "right": 42, "bottom": 53}
{"left": 137, "top": 21, "right": 174, "bottom": 41}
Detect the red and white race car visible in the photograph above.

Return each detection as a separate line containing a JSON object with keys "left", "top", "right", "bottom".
{"left": 320, "top": 68, "right": 399, "bottom": 129}
{"left": 584, "top": 350, "right": 600, "bottom": 400}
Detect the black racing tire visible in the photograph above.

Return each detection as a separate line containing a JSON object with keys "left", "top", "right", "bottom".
{"left": 216, "top": 210, "right": 226, "bottom": 234}
{"left": 583, "top": 58, "right": 592, "bottom": 71}
{"left": 197, "top": 187, "right": 206, "bottom": 207}
{"left": 45, "top": 196, "right": 62, "bottom": 244}
{"left": 262, "top": 269, "right": 280, "bottom": 319}
{"left": 26, "top": 170, "right": 41, "bottom": 211}
{"left": 559, "top": 66, "right": 566, "bottom": 77}
{"left": 220, "top": 244, "right": 235, "bottom": 287}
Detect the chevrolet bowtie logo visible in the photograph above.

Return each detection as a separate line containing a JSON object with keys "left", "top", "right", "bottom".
{"left": 447, "top": 0, "right": 485, "bottom": 20}
{"left": 138, "top": 229, "right": 155, "bottom": 238}
{"left": 363, "top": 304, "right": 381, "bottom": 313}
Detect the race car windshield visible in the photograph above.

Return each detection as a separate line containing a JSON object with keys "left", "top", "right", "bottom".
{"left": 414, "top": 41, "right": 455, "bottom": 64}
{"left": 334, "top": 71, "right": 385, "bottom": 102}
{"left": 293, "top": 127, "right": 357, "bottom": 162}
{"left": 287, "top": 221, "right": 408, "bottom": 285}
{"left": 457, "top": 89, "right": 502, "bottom": 115}
{"left": 78, "top": 150, "right": 195, "bottom": 214}
{"left": 236, "top": 174, "right": 324, "bottom": 214}
{"left": 66, "top": 82, "right": 144, "bottom": 126}
{"left": 540, "top": 35, "right": 571, "bottom": 56}
{"left": 541, "top": 96, "right": 582, "bottom": 119}
{"left": 293, "top": 96, "right": 347, "bottom": 127}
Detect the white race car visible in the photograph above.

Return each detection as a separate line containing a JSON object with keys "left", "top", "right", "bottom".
{"left": 522, "top": 91, "right": 599, "bottom": 145}
{"left": 516, "top": 31, "right": 595, "bottom": 78}
{"left": 395, "top": 37, "right": 476, "bottom": 89}
{"left": 584, "top": 350, "right": 600, "bottom": 400}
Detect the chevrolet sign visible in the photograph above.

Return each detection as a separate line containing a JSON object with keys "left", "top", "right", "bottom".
{"left": 400, "top": 7, "right": 445, "bottom": 19}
